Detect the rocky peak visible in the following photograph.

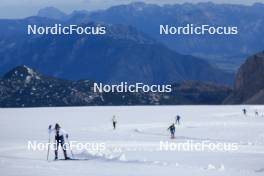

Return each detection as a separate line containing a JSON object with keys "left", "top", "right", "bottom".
{"left": 37, "top": 6, "right": 67, "bottom": 20}
{"left": 3, "top": 65, "right": 41, "bottom": 83}
{"left": 235, "top": 51, "right": 264, "bottom": 96}
{"left": 129, "top": 2, "right": 148, "bottom": 9}
{"left": 224, "top": 51, "right": 264, "bottom": 104}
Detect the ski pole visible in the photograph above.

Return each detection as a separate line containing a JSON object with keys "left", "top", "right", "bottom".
{"left": 47, "top": 125, "right": 52, "bottom": 161}
{"left": 66, "top": 136, "right": 74, "bottom": 159}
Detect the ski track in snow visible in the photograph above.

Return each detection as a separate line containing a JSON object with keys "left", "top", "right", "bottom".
{"left": 0, "top": 106, "right": 264, "bottom": 176}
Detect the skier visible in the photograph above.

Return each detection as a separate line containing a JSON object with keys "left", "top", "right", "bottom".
{"left": 112, "top": 115, "right": 117, "bottom": 130}
{"left": 49, "top": 123, "right": 70, "bottom": 160}
{"left": 175, "top": 115, "right": 181, "bottom": 125}
{"left": 255, "top": 110, "right": 259, "bottom": 116}
{"left": 242, "top": 108, "right": 247, "bottom": 116}
{"left": 167, "top": 123, "right": 176, "bottom": 139}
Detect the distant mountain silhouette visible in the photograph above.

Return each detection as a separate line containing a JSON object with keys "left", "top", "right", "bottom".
{"left": 0, "top": 18, "right": 234, "bottom": 85}
{"left": 0, "top": 66, "right": 231, "bottom": 107}
{"left": 41, "top": 2, "right": 264, "bottom": 72}
{"left": 37, "top": 7, "right": 67, "bottom": 20}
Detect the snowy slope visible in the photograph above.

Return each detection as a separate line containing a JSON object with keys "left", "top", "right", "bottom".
{"left": 0, "top": 106, "right": 264, "bottom": 176}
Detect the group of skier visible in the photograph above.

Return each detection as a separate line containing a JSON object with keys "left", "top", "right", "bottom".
{"left": 242, "top": 108, "right": 263, "bottom": 117}
{"left": 48, "top": 114, "right": 182, "bottom": 160}
{"left": 48, "top": 108, "right": 264, "bottom": 160}
{"left": 167, "top": 115, "right": 181, "bottom": 139}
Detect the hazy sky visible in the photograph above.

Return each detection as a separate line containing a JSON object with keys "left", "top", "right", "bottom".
{"left": 1, "top": 0, "right": 263, "bottom": 19}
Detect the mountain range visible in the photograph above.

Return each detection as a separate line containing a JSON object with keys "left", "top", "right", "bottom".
{"left": 1, "top": 50, "right": 264, "bottom": 107}
{"left": 0, "top": 65, "right": 231, "bottom": 107}
{"left": 1, "top": 2, "right": 263, "bottom": 106}
{"left": 0, "top": 17, "right": 233, "bottom": 85}
{"left": 37, "top": 2, "right": 264, "bottom": 72}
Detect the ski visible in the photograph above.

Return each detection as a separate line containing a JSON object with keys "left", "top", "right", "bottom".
{"left": 66, "top": 137, "right": 74, "bottom": 159}
{"left": 47, "top": 125, "right": 52, "bottom": 161}
{"left": 54, "top": 158, "right": 90, "bottom": 161}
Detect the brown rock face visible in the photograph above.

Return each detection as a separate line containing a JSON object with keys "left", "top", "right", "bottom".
{"left": 224, "top": 51, "right": 264, "bottom": 104}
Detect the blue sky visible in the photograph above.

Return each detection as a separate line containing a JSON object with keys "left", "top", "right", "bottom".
{"left": 0, "top": 0, "right": 263, "bottom": 18}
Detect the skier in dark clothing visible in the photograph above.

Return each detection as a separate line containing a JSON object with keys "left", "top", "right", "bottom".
{"left": 167, "top": 123, "right": 176, "bottom": 139}
{"left": 175, "top": 115, "right": 181, "bottom": 125}
{"left": 112, "top": 116, "right": 117, "bottom": 130}
{"left": 242, "top": 108, "right": 247, "bottom": 116}
{"left": 49, "top": 123, "right": 70, "bottom": 160}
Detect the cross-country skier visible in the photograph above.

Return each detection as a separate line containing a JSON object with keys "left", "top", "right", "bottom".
{"left": 242, "top": 108, "right": 247, "bottom": 116}
{"left": 167, "top": 123, "right": 176, "bottom": 139}
{"left": 175, "top": 115, "right": 181, "bottom": 125}
{"left": 49, "top": 123, "right": 70, "bottom": 160}
{"left": 112, "top": 115, "right": 117, "bottom": 130}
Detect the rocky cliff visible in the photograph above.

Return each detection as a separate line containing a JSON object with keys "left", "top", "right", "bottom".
{"left": 224, "top": 51, "right": 264, "bottom": 104}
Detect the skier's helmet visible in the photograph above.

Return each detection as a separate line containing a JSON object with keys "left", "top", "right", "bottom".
{"left": 55, "top": 123, "right": 60, "bottom": 130}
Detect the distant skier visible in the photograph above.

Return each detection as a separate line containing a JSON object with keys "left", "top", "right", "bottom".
{"left": 167, "top": 123, "right": 176, "bottom": 139}
{"left": 112, "top": 115, "right": 117, "bottom": 130}
{"left": 255, "top": 110, "right": 259, "bottom": 116}
{"left": 175, "top": 115, "right": 181, "bottom": 125}
{"left": 242, "top": 108, "right": 247, "bottom": 116}
{"left": 49, "top": 123, "right": 70, "bottom": 160}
